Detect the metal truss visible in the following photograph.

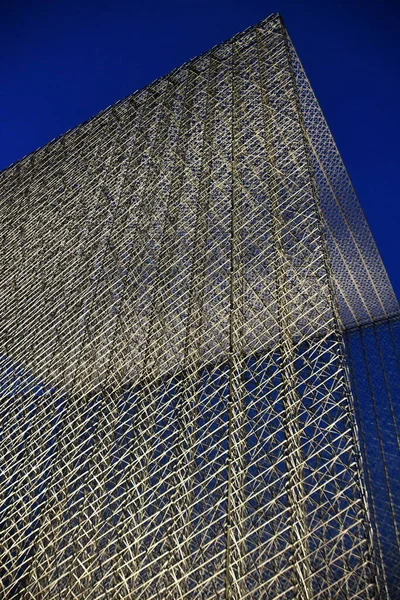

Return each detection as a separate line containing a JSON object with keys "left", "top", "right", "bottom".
{"left": 0, "top": 12, "right": 398, "bottom": 599}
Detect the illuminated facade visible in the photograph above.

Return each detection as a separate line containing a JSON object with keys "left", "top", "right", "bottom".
{"left": 0, "top": 13, "right": 399, "bottom": 599}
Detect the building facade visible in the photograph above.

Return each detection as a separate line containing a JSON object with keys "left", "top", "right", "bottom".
{"left": 0, "top": 13, "right": 399, "bottom": 599}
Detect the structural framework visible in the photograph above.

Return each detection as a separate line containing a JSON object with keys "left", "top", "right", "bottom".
{"left": 0, "top": 12, "right": 399, "bottom": 600}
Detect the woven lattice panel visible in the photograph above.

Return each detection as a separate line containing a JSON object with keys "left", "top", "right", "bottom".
{"left": 0, "top": 12, "right": 396, "bottom": 599}
{"left": 346, "top": 318, "right": 400, "bottom": 600}
{"left": 287, "top": 40, "right": 399, "bottom": 329}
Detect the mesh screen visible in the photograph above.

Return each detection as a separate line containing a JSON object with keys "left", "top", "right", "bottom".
{"left": 345, "top": 318, "right": 400, "bottom": 600}
{"left": 0, "top": 12, "right": 398, "bottom": 599}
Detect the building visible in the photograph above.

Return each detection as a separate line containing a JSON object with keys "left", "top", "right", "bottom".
{"left": 0, "top": 12, "right": 399, "bottom": 599}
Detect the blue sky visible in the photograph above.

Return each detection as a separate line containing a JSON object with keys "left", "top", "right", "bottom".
{"left": 1, "top": 0, "right": 399, "bottom": 298}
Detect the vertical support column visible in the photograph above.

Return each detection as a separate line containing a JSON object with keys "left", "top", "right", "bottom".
{"left": 226, "top": 38, "right": 248, "bottom": 600}
{"left": 255, "top": 27, "right": 313, "bottom": 599}
{"left": 225, "top": 40, "right": 236, "bottom": 600}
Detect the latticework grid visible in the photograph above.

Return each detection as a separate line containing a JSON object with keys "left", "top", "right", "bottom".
{"left": 0, "top": 12, "right": 398, "bottom": 599}
{"left": 345, "top": 319, "right": 400, "bottom": 600}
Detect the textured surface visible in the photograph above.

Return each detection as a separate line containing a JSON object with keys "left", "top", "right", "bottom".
{"left": 346, "top": 318, "right": 400, "bottom": 600}
{"left": 0, "top": 12, "right": 398, "bottom": 599}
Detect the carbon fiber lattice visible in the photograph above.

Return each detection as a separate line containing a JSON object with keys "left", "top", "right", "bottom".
{"left": 0, "top": 12, "right": 398, "bottom": 600}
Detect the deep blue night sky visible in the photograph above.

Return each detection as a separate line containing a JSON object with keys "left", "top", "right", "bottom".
{"left": 1, "top": 0, "right": 399, "bottom": 299}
